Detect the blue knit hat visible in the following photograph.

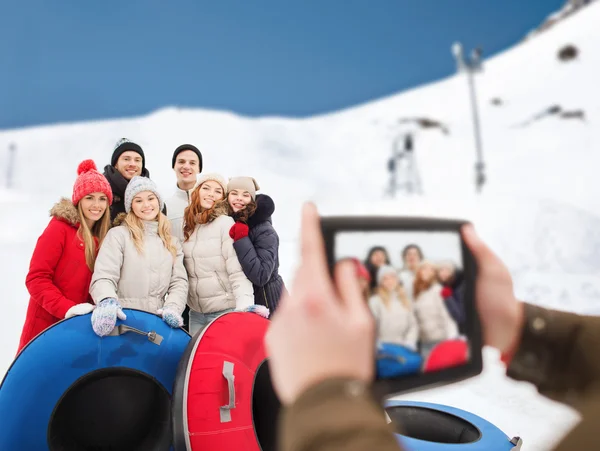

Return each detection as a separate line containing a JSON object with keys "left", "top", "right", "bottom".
{"left": 124, "top": 176, "right": 164, "bottom": 214}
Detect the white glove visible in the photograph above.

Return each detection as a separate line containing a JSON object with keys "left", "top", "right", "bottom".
{"left": 65, "top": 303, "right": 96, "bottom": 319}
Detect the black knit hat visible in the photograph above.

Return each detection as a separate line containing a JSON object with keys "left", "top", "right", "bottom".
{"left": 172, "top": 144, "right": 203, "bottom": 171}
{"left": 111, "top": 138, "right": 145, "bottom": 171}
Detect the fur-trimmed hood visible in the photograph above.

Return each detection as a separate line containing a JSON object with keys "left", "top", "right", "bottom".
{"left": 50, "top": 198, "right": 80, "bottom": 227}
{"left": 112, "top": 212, "right": 127, "bottom": 227}
{"left": 247, "top": 194, "right": 275, "bottom": 229}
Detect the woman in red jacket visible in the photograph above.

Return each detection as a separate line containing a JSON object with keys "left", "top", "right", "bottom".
{"left": 17, "top": 160, "right": 113, "bottom": 353}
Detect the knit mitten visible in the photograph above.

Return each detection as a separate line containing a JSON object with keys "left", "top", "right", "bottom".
{"left": 91, "top": 298, "right": 127, "bottom": 337}
{"left": 441, "top": 286, "right": 453, "bottom": 298}
{"left": 65, "top": 302, "right": 95, "bottom": 319}
{"left": 239, "top": 304, "right": 270, "bottom": 318}
{"left": 229, "top": 223, "right": 249, "bottom": 242}
{"left": 157, "top": 308, "right": 184, "bottom": 328}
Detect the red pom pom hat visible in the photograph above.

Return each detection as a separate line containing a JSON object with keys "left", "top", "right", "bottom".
{"left": 72, "top": 159, "right": 113, "bottom": 206}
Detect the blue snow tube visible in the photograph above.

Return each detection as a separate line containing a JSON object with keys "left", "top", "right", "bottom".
{"left": 386, "top": 400, "right": 522, "bottom": 451}
{"left": 376, "top": 343, "right": 423, "bottom": 378}
{"left": 0, "top": 309, "right": 190, "bottom": 451}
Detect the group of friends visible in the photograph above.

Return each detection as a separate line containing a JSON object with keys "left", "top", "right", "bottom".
{"left": 350, "top": 243, "right": 465, "bottom": 358}
{"left": 17, "top": 138, "right": 286, "bottom": 352}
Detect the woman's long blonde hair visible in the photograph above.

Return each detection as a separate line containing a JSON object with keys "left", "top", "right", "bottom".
{"left": 77, "top": 203, "right": 110, "bottom": 271}
{"left": 122, "top": 211, "right": 177, "bottom": 258}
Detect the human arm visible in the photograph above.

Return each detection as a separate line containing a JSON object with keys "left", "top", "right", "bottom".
{"left": 89, "top": 228, "right": 124, "bottom": 304}
{"left": 25, "top": 220, "right": 78, "bottom": 318}
{"left": 220, "top": 218, "right": 254, "bottom": 309}
{"left": 280, "top": 378, "right": 402, "bottom": 451}
{"left": 162, "top": 239, "right": 188, "bottom": 316}
{"left": 232, "top": 224, "right": 278, "bottom": 286}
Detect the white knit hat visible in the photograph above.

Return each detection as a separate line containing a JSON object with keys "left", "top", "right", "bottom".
{"left": 124, "top": 176, "right": 164, "bottom": 214}
{"left": 194, "top": 172, "right": 227, "bottom": 194}
{"left": 376, "top": 265, "right": 398, "bottom": 286}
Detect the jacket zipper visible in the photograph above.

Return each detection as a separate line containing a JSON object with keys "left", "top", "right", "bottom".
{"left": 192, "top": 230, "right": 203, "bottom": 313}
{"left": 263, "top": 287, "right": 271, "bottom": 311}
{"left": 215, "top": 271, "right": 227, "bottom": 292}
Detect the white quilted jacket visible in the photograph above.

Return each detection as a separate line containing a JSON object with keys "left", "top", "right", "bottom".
{"left": 182, "top": 214, "right": 254, "bottom": 314}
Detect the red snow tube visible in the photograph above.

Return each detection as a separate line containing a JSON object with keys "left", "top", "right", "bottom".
{"left": 423, "top": 339, "right": 469, "bottom": 373}
{"left": 172, "top": 311, "right": 280, "bottom": 451}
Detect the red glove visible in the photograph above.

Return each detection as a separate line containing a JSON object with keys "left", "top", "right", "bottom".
{"left": 441, "top": 286, "right": 453, "bottom": 298}
{"left": 229, "top": 222, "right": 249, "bottom": 241}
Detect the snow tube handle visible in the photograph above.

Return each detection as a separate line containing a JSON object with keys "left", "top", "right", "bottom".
{"left": 107, "top": 324, "right": 163, "bottom": 346}
{"left": 511, "top": 436, "right": 523, "bottom": 450}
{"left": 220, "top": 361, "right": 236, "bottom": 423}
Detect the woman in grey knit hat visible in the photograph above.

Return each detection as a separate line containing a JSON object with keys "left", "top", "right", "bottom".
{"left": 89, "top": 176, "right": 189, "bottom": 337}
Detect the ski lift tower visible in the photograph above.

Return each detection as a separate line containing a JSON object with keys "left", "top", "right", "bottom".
{"left": 385, "top": 132, "right": 422, "bottom": 197}
{"left": 452, "top": 42, "right": 486, "bottom": 193}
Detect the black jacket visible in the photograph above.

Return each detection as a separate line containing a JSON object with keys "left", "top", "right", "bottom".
{"left": 232, "top": 194, "right": 286, "bottom": 313}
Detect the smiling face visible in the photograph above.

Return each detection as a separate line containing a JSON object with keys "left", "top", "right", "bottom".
{"left": 418, "top": 263, "right": 436, "bottom": 284}
{"left": 370, "top": 249, "right": 387, "bottom": 267}
{"left": 228, "top": 189, "right": 252, "bottom": 212}
{"left": 438, "top": 265, "right": 455, "bottom": 284}
{"left": 115, "top": 151, "right": 143, "bottom": 180}
{"left": 199, "top": 181, "right": 224, "bottom": 210}
{"left": 173, "top": 150, "right": 200, "bottom": 190}
{"left": 404, "top": 246, "right": 423, "bottom": 271}
{"left": 381, "top": 272, "right": 399, "bottom": 292}
{"left": 131, "top": 190, "right": 160, "bottom": 221}
{"left": 79, "top": 192, "right": 108, "bottom": 227}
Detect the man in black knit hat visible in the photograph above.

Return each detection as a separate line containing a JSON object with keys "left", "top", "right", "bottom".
{"left": 166, "top": 144, "right": 203, "bottom": 242}
{"left": 103, "top": 138, "right": 166, "bottom": 221}
{"left": 166, "top": 143, "right": 203, "bottom": 333}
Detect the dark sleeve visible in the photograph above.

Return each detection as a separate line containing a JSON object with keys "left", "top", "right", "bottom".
{"left": 232, "top": 225, "right": 278, "bottom": 287}
{"left": 552, "top": 390, "right": 600, "bottom": 451}
{"left": 507, "top": 303, "right": 600, "bottom": 409}
{"left": 280, "top": 378, "right": 403, "bottom": 451}
{"left": 444, "top": 284, "right": 465, "bottom": 326}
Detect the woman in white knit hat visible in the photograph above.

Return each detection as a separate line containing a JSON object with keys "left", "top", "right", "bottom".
{"left": 182, "top": 173, "right": 255, "bottom": 335}
{"left": 89, "top": 176, "right": 189, "bottom": 337}
{"left": 368, "top": 265, "right": 419, "bottom": 351}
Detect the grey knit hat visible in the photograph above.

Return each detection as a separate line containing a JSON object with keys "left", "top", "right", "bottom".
{"left": 227, "top": 176, "right": 261, "bottom": 200}
{"left": 124, "top": 176, "right": 164, "bottom": 214}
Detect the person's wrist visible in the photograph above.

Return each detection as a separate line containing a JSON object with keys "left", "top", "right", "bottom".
{"left": 499, "top": 300, "right": 525, "bottom": 359}
{"left": 288, "top": 371, "right": 370, "bottom": 406}
{"left": 291, "top": 376, "right": 369, "bottom": 406}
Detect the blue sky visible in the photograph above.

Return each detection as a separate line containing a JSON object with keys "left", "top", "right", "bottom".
{"left": 1, "top": 0, "right": 564, "bottom": 129}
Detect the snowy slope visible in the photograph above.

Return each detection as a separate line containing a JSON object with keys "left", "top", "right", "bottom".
{"left": 2, "top": 1, "right": 600, "bottom": 449}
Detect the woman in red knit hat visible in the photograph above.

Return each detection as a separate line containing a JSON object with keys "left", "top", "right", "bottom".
{"left": 16, "top": 160, "right": 113, "bottom": 353}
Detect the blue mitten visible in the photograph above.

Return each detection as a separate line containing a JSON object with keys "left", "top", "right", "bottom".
{"left": 240, "top": 304, "right": 270, "bottom": 318}
{"left": 157, "top": 308, "right": 184, "bottom": 328}
{"left": 91, "top": 298, "right": 127, "bottom": 337}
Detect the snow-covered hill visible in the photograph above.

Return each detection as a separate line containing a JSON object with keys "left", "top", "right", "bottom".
{"left": 2, "top": 1, "right": 600, "bottom": 449}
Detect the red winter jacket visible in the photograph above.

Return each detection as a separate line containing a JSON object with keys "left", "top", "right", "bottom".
{"left": 17, "top": 199, "right": 96, "bottom": 353}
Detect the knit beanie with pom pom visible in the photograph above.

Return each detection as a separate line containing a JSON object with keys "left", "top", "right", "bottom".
{"left": 72, "top": 160, "right": 113, "bottom": 206}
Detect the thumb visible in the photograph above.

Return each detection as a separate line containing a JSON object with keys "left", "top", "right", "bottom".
{"left": 117, "top": 309, "right": 127, "bottom": 321}
{"left": 461, "top": 224, "right": 497, "bottom": 266}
